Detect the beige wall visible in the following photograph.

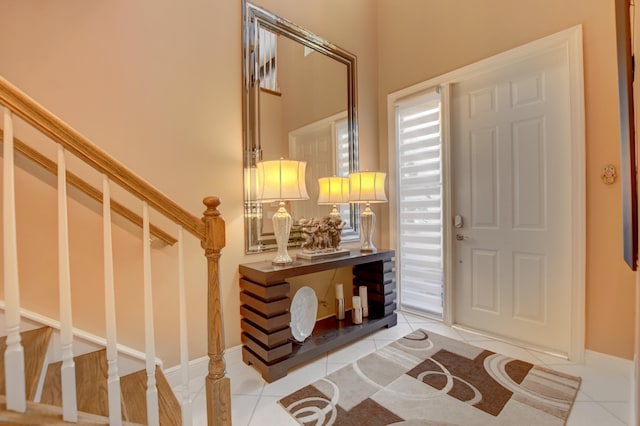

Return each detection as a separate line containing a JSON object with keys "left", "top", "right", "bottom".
{"left": 278, "top": 35, "right": 347, "bottom": 136}
{"left": 0, "top": 0, "right": 378, "bottom": 367}
{"left": 377, "top": 0, "right": 635, "bottom": 359}
{"left": 0, "top": 0, "right": 247, "bottom": 367}
{"left": 259, "top": 92, "right": 286, "bottom": 158}
{"left": 258, "top": 0, "right": 380, "bottom": 171}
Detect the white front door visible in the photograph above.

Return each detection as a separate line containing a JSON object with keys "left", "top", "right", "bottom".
{"left": 451, "top": 43, "right": 574, "bottom": 355}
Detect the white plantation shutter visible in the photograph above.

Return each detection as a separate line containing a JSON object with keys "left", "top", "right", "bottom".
{"left": 259, "top": 27, "right": 278, "bottom": 92}
{"left": 335, "top": 118, "right": 350, "bottom": 177}
{"left": 395, "top": 89, "right": 443, "bottom": 318}
{"left": 335, "top": 118, "right": 351, "bottom": 225}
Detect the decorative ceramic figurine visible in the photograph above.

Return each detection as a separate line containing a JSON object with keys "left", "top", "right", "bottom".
{"left": 299, "top": 216, "right": 345, "bottom": 252}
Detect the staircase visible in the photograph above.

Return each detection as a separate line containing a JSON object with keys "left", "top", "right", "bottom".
{"left": 0, "top": 327, "right": 180, "bottom": 424}
{"left": 0, "top": 74, "right": 231, "bottom": 425}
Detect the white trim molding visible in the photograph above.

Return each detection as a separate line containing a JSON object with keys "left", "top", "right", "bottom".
{"left": 0, "top": 301, "right": 163, "bottom": 368}
{"left": 164, "top": 345, "right": 242, "bottom": 390}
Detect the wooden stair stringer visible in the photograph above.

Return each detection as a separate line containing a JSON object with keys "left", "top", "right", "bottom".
{"left": 40, "top": 348, "right": 110, "bottom": 417}
{"left": 0, "top": 326, "right": 53, "bottom": 400}
{"left": 120, "top": 365, "right": 182, "bottom": 425}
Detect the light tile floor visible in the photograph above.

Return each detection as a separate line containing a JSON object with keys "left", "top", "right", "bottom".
{"left": 181, "top": 311, "right": 633, "bottom": 425}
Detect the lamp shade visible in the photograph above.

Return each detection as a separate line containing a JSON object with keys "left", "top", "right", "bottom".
{"left": 256, "top": 159, "right": 309, "bottom": 202}
{"left": 349, "top": 171, "right": 387, "bottom": 203}
{"left": 317, "top": 176, "right": 350, "bottom": 205}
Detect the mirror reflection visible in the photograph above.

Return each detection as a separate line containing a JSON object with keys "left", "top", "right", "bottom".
{"left": 243, "top": 1, "right": 359, "bottom": 253}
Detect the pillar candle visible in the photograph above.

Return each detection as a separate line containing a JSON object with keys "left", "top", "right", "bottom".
{"left": 352, "top": 295, "right": 361, "bottom": 308}
{"left": 359, "top": 286, "right": 368, "bottom": 317}
{"left": 335, "top": 283, "right": 344, "bottom": 299}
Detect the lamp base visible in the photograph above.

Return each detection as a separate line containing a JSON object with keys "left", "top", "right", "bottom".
{"left": 272, "top": 201, "right": 293, "bottom": 265}
{"left": 360, "top": 203, "right": 377, "bottom": 252}
{"left": 328, "top": 204, "right": 341, "bottom": 220}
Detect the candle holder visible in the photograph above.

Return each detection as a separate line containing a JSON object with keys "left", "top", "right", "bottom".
{"left": 335, "top": 283, "right": 345, "bottom": 320}
{"left": 336, "top": 298, "right": 345, "bottom": 320}
{"left": 359, "top": 285, "right": 369, "bottom": 318}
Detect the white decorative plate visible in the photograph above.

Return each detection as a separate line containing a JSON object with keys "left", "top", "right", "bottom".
{"left": 289, "top": 286, "right": 318, "bottom": 342}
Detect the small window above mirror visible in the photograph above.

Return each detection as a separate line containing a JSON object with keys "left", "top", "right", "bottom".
{"left": 258, "top": 27, "right": 279, "bottom": 94}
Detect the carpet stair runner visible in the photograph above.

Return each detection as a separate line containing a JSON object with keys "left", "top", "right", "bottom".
{"left": 0, "top": 327, "right": 180, "bottom": 425}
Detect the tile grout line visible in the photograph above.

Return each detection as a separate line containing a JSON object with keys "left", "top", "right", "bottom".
{"left": 246, "top": 394, "right": 262, "bottom": 426}
{"left": 596, "top": 401, "right": 630, "bottom": 425}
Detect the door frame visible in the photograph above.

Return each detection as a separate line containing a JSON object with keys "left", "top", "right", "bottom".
{"left": 387, "top": 25, "right": 585, "bottom": 361}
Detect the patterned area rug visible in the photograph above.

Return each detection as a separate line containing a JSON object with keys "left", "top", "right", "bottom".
{"left": 279, "top": 329, "right": 581, "bottom": 425}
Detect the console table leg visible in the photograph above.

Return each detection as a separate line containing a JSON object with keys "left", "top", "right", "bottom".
{"left": 385, "top": 315, "right": 398, "bottom": 328}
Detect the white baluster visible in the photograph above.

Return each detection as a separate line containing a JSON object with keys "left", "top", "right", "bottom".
{"left": 3, "top": 107, "right": 26, "bottom": 413}
{"left": 103, "top": 175, "right": 122, "bottom": 425}
{"left": 265, "top": 31, "right": 270, "bottom": 90}
{"left": 177, "top": 226, "right": 192, "bottom": 425}
{"left": 272, "top": 31, "right": 278, "bottom": 91}
{"left": 143, "top": 202, "right": 160, "bottom": 426}
{"left": 260, "top": 28, "right": 265, "bottom": 87}
{"left": 57, "top": 145, "right": 77, "bottom": 422}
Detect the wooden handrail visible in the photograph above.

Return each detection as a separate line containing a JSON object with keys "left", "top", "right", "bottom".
{"left": 0, "top": 76, "right": 205, "bottom": 240}
{"left": 0, "top": 129, "right": 177, "bottom": 246}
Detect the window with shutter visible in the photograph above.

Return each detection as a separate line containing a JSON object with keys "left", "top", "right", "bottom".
{"left": 395, "top": 89, "right": 443, "bottom": 318}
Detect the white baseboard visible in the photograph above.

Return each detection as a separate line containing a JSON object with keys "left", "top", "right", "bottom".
{"left": 584, "top": 349, "right": 634, "bottom": 369}
{"left": 164, "top": 345, "right": 242, "bottom": 390}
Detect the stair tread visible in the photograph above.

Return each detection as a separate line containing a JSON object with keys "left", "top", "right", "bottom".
{"left": 41, "top": 349, "right": 181, "bottom": 425}
{"left": 41, "top": 348, "right": 109, "bottom": 416}
{"left": 0, "top": 326, "right": 53, "bottom": 400}
{"left": 0, "top": 394, "right": 144, "bottom": 425}
{"left": 120, "top": 366, "right": 182, "bottom": 425}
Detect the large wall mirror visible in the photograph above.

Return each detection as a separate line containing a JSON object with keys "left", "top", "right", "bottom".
{"left": 242, "top": 1, "right": 359, "bottom": 253}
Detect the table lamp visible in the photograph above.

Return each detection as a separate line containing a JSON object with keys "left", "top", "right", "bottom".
{"left": 256, "top": 158, "right": 309, "bottom": 264}
{"left": 317, "top": 176, "right": 350, "bottom": 220}
{"left": 349, "top": 171, "right": 387, "bottom": 252}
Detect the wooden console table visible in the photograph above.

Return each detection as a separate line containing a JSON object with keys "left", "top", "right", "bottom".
{"left": 239, "top": 249, "right": 397, "bottom": 382}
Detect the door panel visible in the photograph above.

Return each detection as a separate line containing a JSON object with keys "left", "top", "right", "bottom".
{"left": 470, "top": 127, "right": 499, "bottom": 228}
{"left": 513, "top": 118, "right": 546, "bottom": 229}
{"left": 470, "top": 249, "right": 499, "bottom": 313}
{"left": 512, "top": 252, "right": 547, "bottom": 323}
{"left": 452, "top": 44, "right": 572, "bottom": 354}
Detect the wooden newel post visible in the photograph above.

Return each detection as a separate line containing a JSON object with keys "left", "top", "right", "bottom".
{"left": 201, "top": 196, "right": 231, "bottom": 426}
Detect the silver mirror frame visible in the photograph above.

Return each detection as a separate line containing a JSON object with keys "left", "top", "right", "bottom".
{"left": 242, "top": 1, "right": 360, "bottom": 254}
